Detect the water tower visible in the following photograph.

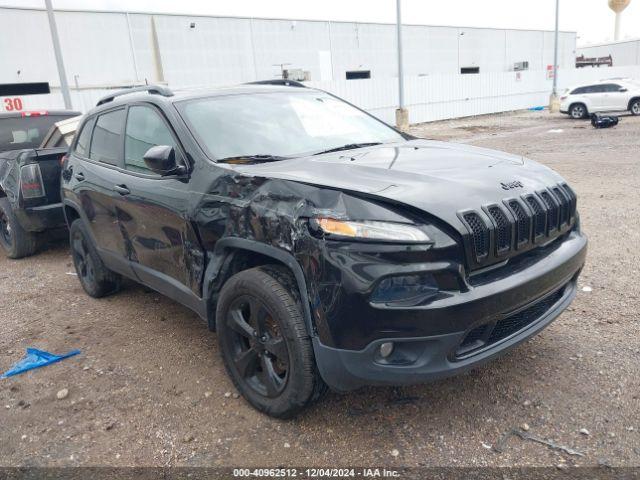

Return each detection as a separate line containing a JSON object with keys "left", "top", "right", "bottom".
{"left": 609, "top": 0, "right": 631, "bottom": 41}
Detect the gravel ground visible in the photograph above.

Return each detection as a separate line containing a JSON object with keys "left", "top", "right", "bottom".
{"left": 1, "top": 110, "right": 638, "bottom": 469}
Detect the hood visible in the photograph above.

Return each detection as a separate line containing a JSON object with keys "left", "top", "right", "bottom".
{"left": 232, "top": 139, "right": 566, "bottom": 229}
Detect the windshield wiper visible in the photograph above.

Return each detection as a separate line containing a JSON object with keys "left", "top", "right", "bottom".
{"left": 313, "top": 142, "right": 383, "bottom": 156}
{"left": 217, "top": 154, "right": 288, "bottom": 164}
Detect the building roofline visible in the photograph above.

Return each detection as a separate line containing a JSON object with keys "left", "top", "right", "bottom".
{"left": 578, "top": 38, "right": 640, "bottom": 49}
{"left": 0, "top": 4, "right": 577, "bottom": 35}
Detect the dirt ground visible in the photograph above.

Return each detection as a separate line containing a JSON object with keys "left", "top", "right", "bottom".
{"left": 1, "top": 110, "right": 639, "bottom": 469}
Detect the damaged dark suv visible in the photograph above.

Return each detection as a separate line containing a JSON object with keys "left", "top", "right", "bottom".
{"left": 61, "top": 83, "right": 587, "bottom": 418}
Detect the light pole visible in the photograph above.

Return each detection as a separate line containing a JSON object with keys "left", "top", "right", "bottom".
{"left": 44, "top": 0, "right": 72, "bottom": 109}
{"left": 395, "top": 0, "right": 409, "bottom": 130}
{"left": 549, "top": 0, "right": 561, "bottom": 113}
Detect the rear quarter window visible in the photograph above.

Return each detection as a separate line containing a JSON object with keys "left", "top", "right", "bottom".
{"left": 74, "top": 117, "right": 95, "bottom": 157}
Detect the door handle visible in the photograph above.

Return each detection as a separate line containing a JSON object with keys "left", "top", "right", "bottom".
{"left": 113, "top": 185, "right": 130, "bottom": 196}
{"left": 75, "top": 172, "right": 85, "bottom": 181}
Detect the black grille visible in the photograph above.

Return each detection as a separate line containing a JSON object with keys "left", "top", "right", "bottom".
{"left": 463, "top": 212, "right": 489, "bottom": 259}
{"left": 525, "top": 195, "right": 546, "bottom": 239}
{"left": 507, "top": 199, "right": 531, "bottom": 246}
{"left": 552, "top": 186, "right": 570, "bottom": 227}
{"left": 457, "top": 285, "right": 567, "bottom": 357}
{"left": 487, "top": 206, "right": 512, "bottom": 254}
{"left": 460, "top": 183, "right": 576, "bottom": 266}
{"left": 459, "top": 324, "right": 488, "bottom": 349}
{"left": 539, "top": 190, "right": 559, "bottom": 233}
{"left": 561, "top": 183, "right": 577, "bottom": 220}
{"left": 487, "top": 287, "right": 565, "bottom": 343}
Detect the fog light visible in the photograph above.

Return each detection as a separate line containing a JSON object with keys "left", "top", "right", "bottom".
{"left": 379, "top": 342, "right": 394, "bottom": 358}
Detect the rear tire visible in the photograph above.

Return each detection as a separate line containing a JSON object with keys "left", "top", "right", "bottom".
{"left": 69, "top": 219, "right": 121, "bottom": 298}
{"left": 569, "top": 103, "right": 588, "bottom": 119}
{"left": 216, "top": 266, "right": 326, "bottom": 418}
{"left": 0, "top": 197, "right": 38, "bottom": 259}
{"left": 630, "top": 99, "right": 640, "bottom": 116}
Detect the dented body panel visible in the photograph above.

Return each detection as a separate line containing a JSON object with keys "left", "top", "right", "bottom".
{"left": 61, "top": 85, "right": 587, "bottom": 391}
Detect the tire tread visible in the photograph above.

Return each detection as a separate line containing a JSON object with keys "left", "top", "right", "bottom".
{"left": 216, "top": 265, "right": 326, "bottom": 418}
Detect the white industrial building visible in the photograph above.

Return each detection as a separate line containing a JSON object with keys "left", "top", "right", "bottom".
{"left": 1, "top": 5, "right": 577, "bottom": 90}
{"left": 577, "top": 39, "right": 640, "bottom": 67}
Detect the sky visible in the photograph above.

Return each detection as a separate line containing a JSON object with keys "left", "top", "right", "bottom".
{"left": 2, "top": 0, "right": 639, "bottom": 46}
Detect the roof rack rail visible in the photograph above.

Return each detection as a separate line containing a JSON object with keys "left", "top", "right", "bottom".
{"left": 247, "top": 79, "right": 307, "bottom": 88}
{"left": 96, "top": 84, "right": 174, "bottom": 106}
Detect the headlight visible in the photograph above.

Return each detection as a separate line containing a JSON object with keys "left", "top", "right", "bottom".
{"left": 315, "top": 217, "right": 431, "bottom": 243}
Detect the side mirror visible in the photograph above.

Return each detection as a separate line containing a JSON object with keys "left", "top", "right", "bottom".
{"left": 620, "top": 88, "right": 628, "bottom": 92}
{"left": 143, "top": 145, "right": 187, "bottom": 176}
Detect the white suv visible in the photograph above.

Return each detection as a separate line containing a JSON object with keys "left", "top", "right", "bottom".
{"left": 560, "top": 80, "right": 640, "bottom": 119}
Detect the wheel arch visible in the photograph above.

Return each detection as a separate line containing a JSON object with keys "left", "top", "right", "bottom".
{"left": 62, "top": 199, "right": 102, "bottom": 249}
{"left": 203, "top": 238, "right": 315, "bottom": 338}
{"left": 63, "top": 203, "right": 81, "bottom": 225}
{"left": 628, "top": 96, "right": 640, "bottom": 110}
{"left": 569, "top": 102, "right": 588, "bottom": 117}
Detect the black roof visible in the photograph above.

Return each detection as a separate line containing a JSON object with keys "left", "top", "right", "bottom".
{"left": 90, "top": 82, "right": 316, "bottom": 115}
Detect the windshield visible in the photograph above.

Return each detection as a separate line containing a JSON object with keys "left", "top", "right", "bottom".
{"left": 0, "top": 115, "right": 74, "bottom": 152}
{"left": 177, "top": 91, "right": 404, "bottom": 160}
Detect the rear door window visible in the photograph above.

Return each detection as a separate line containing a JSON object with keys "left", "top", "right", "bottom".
{"left": 124, "top": 105, "right": 177, "bottom": 174}
{"left": 89, "top": 109, "right": 125, "bottom": 166}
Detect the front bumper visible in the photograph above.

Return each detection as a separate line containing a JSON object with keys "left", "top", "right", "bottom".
{"left": 16, "top": 202, "right": 66, "bottom": 232}
{"left": 312, "top": 231, "right": 587, "bottom": 392}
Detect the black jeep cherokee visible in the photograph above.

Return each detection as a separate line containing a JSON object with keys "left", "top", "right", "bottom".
{"left": 61, "top": 83, "right": 587, "bottom": 418}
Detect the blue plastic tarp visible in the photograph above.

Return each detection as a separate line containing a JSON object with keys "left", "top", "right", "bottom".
{"left": 1, "top": 348, "right": 80, "bottom": 379}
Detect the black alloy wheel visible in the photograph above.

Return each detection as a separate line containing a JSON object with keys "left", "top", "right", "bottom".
{"left": 71, "top": 229, "right": 96, "bottom": 288}
{"left": 216, "top": 266, "right": 327, "bottom": 418}
{"left": 224, "top": 295, "right": 290, "bottom": 398}
{"left": 68, "top": 219, "right": 121, "bottom": 298}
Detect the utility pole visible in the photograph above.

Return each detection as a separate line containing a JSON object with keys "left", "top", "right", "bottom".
{"left": 549, "top": 0, "right": 561, "bottom": 113}
{"left": 395, "top": 0, "right": 409, "bottom": 130}
{"left": 44, "top": 0, "right": 72, "bottom": 109}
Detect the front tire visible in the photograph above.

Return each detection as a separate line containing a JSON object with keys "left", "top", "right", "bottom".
{"left": 569, "top": 103, "right": 588, "bottom": 119}
{"left": 216, "top": 266, "right": 326, "bottom": 418}
{"left": 69, "top": 219, "right": 121, "bottom": 298}
{"left": 630, "top": 99, "right": 640, "bottom": 116}
{"left": 0, "top": 197, "right": 37, "bottom": 259}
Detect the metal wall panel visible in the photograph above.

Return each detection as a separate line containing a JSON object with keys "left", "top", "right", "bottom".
{"left": 505, "top": 30, "right": 546, "bottom": 71}
{"left": 307, "top": 65, "right": 640, "bottom": 125}
{"left": 0, "top": 7, "right": 578, "bottom": 90}
{"left": 329, "top": 22, "right": 397, "bottom": 80}
{"left": 458, "top": 28, "right": 506, "bottom": 73}
{"left": 577, "top": 40, "right": 640, "bottom": 67}
{"left": 403, "top": 25, "right": 459, "bottom": 76}
{"left": 126, "top": 13, "right": 157, "bottom": 83}
{"left": 55, "top": 11, "right": 137, "bottom": 86}
{"left": 250, "top": 19, "right": 331, "bottom": 81}
{"left": 152, "top": 15, "right": 256, "bottom": 88}
{"left": 0, "top": 9, "right": 58, "bottom": 84}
